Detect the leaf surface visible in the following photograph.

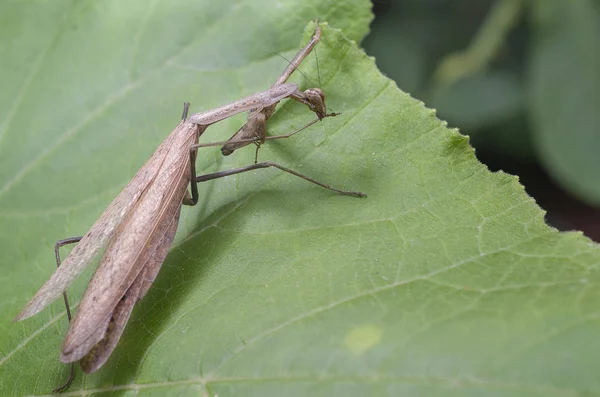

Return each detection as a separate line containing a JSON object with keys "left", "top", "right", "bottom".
{"left": 1, "top": 1, "right": 599, "bottom": 396}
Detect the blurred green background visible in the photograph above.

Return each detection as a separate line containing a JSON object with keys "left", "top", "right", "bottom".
{"left": 362, "top": 0, "right": 600, "bottom": 241}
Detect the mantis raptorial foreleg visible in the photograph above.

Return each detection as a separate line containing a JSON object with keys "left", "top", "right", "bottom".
{"left": 213, "top": 24, "right": 336, "bottom": 159}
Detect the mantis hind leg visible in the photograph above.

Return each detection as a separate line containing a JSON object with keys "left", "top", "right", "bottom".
{"left": 52, "top": 236, "right": 83, "bottom": 393}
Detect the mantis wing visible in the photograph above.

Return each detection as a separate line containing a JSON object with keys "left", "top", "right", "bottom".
{"left": 60, "top": 121, "right": 197, "bottom": 363}
{"left": 78, "top": 208, "right": 181, "bottom": 373}
{"left": 14, "top": 121, "right": 185, "bottom": 321}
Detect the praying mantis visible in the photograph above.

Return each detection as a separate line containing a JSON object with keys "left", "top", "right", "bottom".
{"left": 14, "top": 24, "right": 365, "bottom": 393}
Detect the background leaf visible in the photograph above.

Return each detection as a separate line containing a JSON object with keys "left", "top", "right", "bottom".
{"left": 1, "top": 1, "right": 599, "bottom": 396}
{"left": 429, "top": 71, "right": 524, "bottom": 130}
{"left": 528, "top": 0, "right": 600, "bottom": 205}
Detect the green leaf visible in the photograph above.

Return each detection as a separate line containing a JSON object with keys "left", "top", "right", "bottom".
{"left": 528, "top": 0, "right": 600, "bottom": 205}
{"left": 429, "top": 71, "right": 524, "bottom": 130}
{"left": 1, "top": 1, "right": 599, "bottom": 396}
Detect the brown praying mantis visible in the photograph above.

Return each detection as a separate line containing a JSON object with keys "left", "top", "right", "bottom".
{"left": 14, "top": 24, "right": 365, "bottom": 393}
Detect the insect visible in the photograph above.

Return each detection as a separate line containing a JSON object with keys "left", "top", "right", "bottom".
{"left": 14, "top": 25, "right": 364, "bottom": 393}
